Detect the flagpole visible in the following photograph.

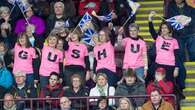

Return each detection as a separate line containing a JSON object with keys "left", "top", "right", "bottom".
{"left": 15, "top": 0, "right": 30, "bottom": 25}
{"left": 72, "top": 24, "right": 79, "bottom": 33}
{"left": 9, "top": 5, "right": 16, "bottom": 17}
{"left": 155, "top": 14, "right": 166, "bottom": 21}
{"left": 122, "top": 15, "right": 133, "bottom": 28}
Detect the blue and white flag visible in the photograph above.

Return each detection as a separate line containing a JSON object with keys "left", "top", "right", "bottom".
{"left": 79, "top": 12, "right": 92, "bottom": 30}
{"left": 82, "top": 28, "right": 96, "bottom": 46}
{"left": 16, "top": 0, "right": 30, "bottom": 12}
{"left": 98, "top": 12, "right": 112, "bottom": 22}
{"left": 127, "top": 0, "right": 140, "bottom": 17}
{"left": 166, "top": 15, "right": 191, "bottom": 30}
{"left": 64, "top": 19, "right": 70, "bottom": 28}
{"left": 7, "top": 0, "right": 16, "bottom": 5}
{"left": 166, "top": 17, "right": 184, "bottom": 30}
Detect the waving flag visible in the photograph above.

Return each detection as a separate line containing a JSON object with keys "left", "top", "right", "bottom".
{"left": 8, "top": 0, "right": 16, "bottom": 5}
{"left": 79, "top": 12, "right": 92, "bottom": 30}
{"left": 16, "top": 0, "right": 30, "bottom": 12}
{"left": 82, "top": 28, "right": 96, "bottom": 46}
{"left": 64, "top": 19, "right": 70, "bottom": 28}
{"left": 92, "top": 11, "right": 112, "bottom": 22}
{"left": 127, "top": 0, "right": 141, "bottom": 17}
{"left": 166, "top": 15, "right": 191, "bottom": 30}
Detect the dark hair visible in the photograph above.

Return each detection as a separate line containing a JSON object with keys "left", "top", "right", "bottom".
{"left": 17, "top": 32, "right": 32, "bottom": 48}
{"left": 158, "top": 21, "right": 173, "bottom": 36}
{"left": 49, "top": 72, "right": 60, "bottom": 80}
{"left": 151, "top": 89, "right": 161, "bottom": 95}
{"left": 97, "top": 96, "right": 108, "bottom": 108}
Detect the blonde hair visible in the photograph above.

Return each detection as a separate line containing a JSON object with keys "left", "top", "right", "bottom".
{"left": 117, "top": 97, "right": 134, "bottom": 110}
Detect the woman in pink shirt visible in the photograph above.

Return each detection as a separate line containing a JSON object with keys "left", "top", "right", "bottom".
{"left": 118, "top": 23, "right": 148, "bottom": 83}
{"left": 93, "top": 28, "right": 119, "bottom": 86}
{"left": 39, "top": 35, "right": 63, "bottom": 88}
{"left": 13, "top": 32, "right": 37, "bottom": 86}
{"left": 63, "top": 33, "right": 90, "bottom": 87}
{"left": 149, "top": 20, "right": 180, "bottom": 83}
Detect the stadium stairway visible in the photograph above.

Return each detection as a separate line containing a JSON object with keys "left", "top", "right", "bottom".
{"left": 181, "top": 62, "right": 195, "bottom": 110}
{"left": 135, "top": 0, "right": 163, "bottom": 42}
{"left": 135, "top": 1, "right": 195, "bottom": 110}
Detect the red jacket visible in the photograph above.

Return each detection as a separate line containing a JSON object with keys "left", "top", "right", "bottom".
{"left": 146, "top": 80, "right": 175, "bottom": 106}
{"left": 39, "top": 83, "right": 64, "bottom": 108}
{"left": 79, "top": 0, "right": 100, "bottom": 15}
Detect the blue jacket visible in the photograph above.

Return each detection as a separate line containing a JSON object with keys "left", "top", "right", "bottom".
{"left": 0, "top": 67, "right": 13, "bottom": 89}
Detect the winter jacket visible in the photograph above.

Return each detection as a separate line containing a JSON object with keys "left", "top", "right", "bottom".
{"left": 115, "top": 81, "right": 146, "bottom": 107}
{"left": 0, "top": 67, "right": 13, "bottom": 89}
{"left": 141, "top": 99, "right": 174, "bottom": 110}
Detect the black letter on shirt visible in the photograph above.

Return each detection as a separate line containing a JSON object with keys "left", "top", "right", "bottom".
{"left": 98, "top": 49, "right": 107, "bottom": 60}
{"left": 18, "top": 51, "right": 28, "bottom": 59}
{"left": 71, "top": 49, "right": 80, "bottom": 58}
{"left": 131, "top": 44, "right": 140, "bottom": 53}
{"left": 48, "top": 52, "right": 57, "bottom": 62}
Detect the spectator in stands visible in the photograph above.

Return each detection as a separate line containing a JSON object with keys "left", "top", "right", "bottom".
{"left": 40, "top": 72, "right": 64, "bottom": 109}
{"left": 57, "top": 38, "right": 65, "bottom": 52}
{"left": 63, "top": 33, "right": 90, "bottom": 86}
{"left": 0, "top": 58, "right": 13, "bottom": 99}
{"left": 46, "top": 1, "right": 75, "bottom": 36}
{"left": 10, "top": 71, "right": 37, "bottom": 110}
{"left": 3, "top": 93, "right": 16, "bottom": 110}
{"left": 89, "top": 73, "right": 115, "bottom": 106}
{"left": 141, "top": 89, "right": 174, "bottom": 110}
{"left": 93, "top": 28, "right": 119, "bottom": 86}
{"left": 114, "top": 0, "right": 136, "bottom": 26}
{"left": 117, "top": 97, "right": 134, "bottom": 110}
{"left": 96, "top": 96, "right": 114, "bottom": 110}
{"left": 118, "top": 23, "right": 148, "bottom": 83}
{"left": 167, "top": 0, "right": 195, "bottom": 61}
{"left": 79, "top": 0, "right": 100, "bottom": 16}
{"left": 146, "top": 67, "right": 174, "bottom": 107}
{"left": 64, "top": 74, "right": 89, "bottom": 109}
{"left": 39, "top": 35, "right": 63, "bottom": 88}
{"left": 0, "top": 6, "right": 12, "bottom": 48}
{"left": 13, "top": 32, "right": 38, "bottom": 86}
{"left": 60, "top": 96, "right": 73, "bottom": 110}
{"left": 0, "top": 41, "right": 13, "bottom": 72}
{"left": 148, "top": 15, "right": 180, "bottom": 82}
{"left": 115, "top": 68, "right": 146, "bottom": 109}
{"left": 14, "top": 6, "right": 46, "bottom": 48}
{"left": 148, "top": 11, "right": 186, "bottom": 91}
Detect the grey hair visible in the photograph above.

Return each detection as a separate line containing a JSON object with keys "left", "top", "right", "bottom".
{"left": 0, "top": 6, "right": 10, "bottom": 15}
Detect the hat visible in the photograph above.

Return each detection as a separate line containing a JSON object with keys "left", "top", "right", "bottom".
{"left": 155, "top": 67, "right": 166, "bottom": 74}
{"left": 14, "top": 71, "right": 26, "bottom": 77}
{"left": 123, "top": 68, "right": 136, "bottom": 77}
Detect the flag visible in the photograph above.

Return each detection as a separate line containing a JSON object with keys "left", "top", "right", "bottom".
{"left": 16, "top": 0, "right": 30, "bottom": 12}
{"left": 79, "top": 12, "right": 92, "bottom": 30}
{"left": 82, "top": 28, "right": 96, "bottom": 46}
{"left": 94, "top": 12, "right": 112, "bottom": 22}
{"left": 166, "top": 15, "right": 191, "bottom": 30}
{"left": 64, "top": 19, "right": 70, "bottom": 28}
{"left": 127, "top": 0, "right": 141, "bottom": 16}
{"left": 7, "top": 0, "right": 16, "bottom": 5}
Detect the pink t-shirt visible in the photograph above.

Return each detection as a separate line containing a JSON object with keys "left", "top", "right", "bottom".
{"left": 39, "top": 45, "right": 63, "bottom": 76}
{"left": 65, "top": 42, "right": 88, "bottom": 68}
{"left": 13, "top": 44, "right": 36, "bottom": 74}
{"left": 94, "top": 41, "right": 116, "bottom": 72}
{"left": 122, "top": 37, "right": 147, "bottom": 69}
{"left": 155, "top": 36, "right": 179, "bottom": 66}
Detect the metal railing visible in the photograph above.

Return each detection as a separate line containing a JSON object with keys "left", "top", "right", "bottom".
{"left": 0, "top": 94, "right": 177, "bottom": 110}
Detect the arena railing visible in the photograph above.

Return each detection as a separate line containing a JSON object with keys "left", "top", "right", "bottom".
{"left": 0, "top": 94, "right": 177, "bottom": 110}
